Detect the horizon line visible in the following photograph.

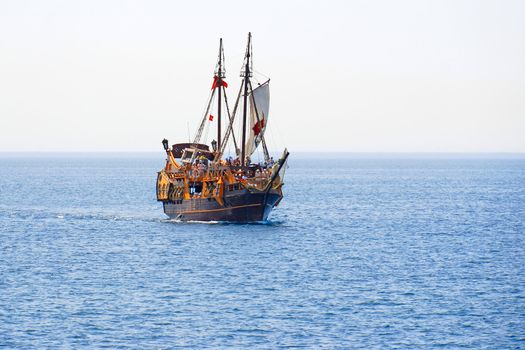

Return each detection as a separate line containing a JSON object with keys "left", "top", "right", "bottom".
{"left": 1, "top": 150, "right": 525, "bottom": 155}
{"left": 0, "top": 150, "right": 525, "bottom": 158}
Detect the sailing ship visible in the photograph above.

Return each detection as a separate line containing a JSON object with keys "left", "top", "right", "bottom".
{"left": 156, "top": 33, "right": 289, "bottom": 222}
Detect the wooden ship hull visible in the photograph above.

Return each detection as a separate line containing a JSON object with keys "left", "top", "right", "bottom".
{"left": 163, "top": 189, "right": 282, "bottom": 222}
{"left": 157, "top": 156, "right": 288, "bottom": 222}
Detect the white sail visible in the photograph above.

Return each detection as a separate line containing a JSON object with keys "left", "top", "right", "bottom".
{"left": 245, "top": 80, "right": 270, "bottom": 158}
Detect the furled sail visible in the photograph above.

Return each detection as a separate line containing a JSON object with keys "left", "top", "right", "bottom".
{"left": 245, "top": 80, "right": 270, "bottom": 158}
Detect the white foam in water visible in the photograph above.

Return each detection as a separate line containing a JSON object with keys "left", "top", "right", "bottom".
{"left": 162, "top": 218, "right": 221, "bottom": 224}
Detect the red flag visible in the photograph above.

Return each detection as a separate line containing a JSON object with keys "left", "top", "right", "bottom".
{"left": 211, "top": 75, "right": 228, "bottom": 89}
{"left": 252, "top": 118, "right": 265, "bottom": 135}
{"left": 209, "top": 114, "right": 214, "bottom": 121}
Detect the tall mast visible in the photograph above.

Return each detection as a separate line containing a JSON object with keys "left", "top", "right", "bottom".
{"left": 241, "top": 32, "right": 251, "bottom": 166}
{"left": 217, "top": 38, "right": 223, "bottom": 151}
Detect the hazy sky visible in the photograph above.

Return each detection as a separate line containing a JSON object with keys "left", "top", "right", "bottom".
{"left": 0, "top": 0, "right": 524, "bottom": 152}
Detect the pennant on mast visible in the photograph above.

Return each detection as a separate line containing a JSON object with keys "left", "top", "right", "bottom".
{"left": 212, "top": 75, "right": 228, "bottom": 89}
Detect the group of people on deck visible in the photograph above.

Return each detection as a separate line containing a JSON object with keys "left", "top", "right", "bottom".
{"left": 223, "top": 156, "right": 275, "bottom": 169}
{"left": 189, "top": 158, "right": 208, "bottom": 178}
{"left": 188, "top": 153, "right": 276, "bottom": 180}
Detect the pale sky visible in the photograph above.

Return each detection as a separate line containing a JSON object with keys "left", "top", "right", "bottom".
{"left": 0, "top": 0, "right": 524, "bottom": 152}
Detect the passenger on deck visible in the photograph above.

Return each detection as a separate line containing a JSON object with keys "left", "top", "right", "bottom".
{"left": 197, "top": 160, "right": 206, "bottom": 174}
{"left": 235, "top": 169, "right": 243, "bottom": 179}
{"left": 191, "top": 164, "right": 198, "bottom": 178}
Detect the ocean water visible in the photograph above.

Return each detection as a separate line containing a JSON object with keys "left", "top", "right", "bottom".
{"left": 0, "top": 153, "right": 524, "bottom": 349}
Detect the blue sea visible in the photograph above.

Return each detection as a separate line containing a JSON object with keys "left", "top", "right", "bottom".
{"left": 1, "top": 153, "right": 524, "bottom": 349}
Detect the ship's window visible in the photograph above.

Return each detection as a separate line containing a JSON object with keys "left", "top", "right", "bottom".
{"left": 193, "top": 182, "right": 203, "bottom": 194}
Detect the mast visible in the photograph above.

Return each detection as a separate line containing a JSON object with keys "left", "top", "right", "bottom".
{"left": 217, "top": 38, "right": 223, "bottom": 151}
{"left": 241, "top": 32, "right": 251, "bottom": 166}
{"left": 216, "top": 80, "right": 243, "bottom": 161}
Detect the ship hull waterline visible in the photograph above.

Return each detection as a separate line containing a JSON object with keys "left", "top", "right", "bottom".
{"left": 162, "top": 190, "right": 282, "bottom": 222}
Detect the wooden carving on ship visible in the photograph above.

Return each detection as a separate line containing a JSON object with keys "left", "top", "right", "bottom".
{"left": 156, "top": 33, "right": 289, "bottom": 222}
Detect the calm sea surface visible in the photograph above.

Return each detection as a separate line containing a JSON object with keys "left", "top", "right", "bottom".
{"left": 1, "top": 153, "right": 524, "bottom": 349}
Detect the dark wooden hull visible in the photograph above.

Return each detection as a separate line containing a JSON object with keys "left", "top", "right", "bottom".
{"left": 163, "top": 189, "right": 282, "bottom": 222}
